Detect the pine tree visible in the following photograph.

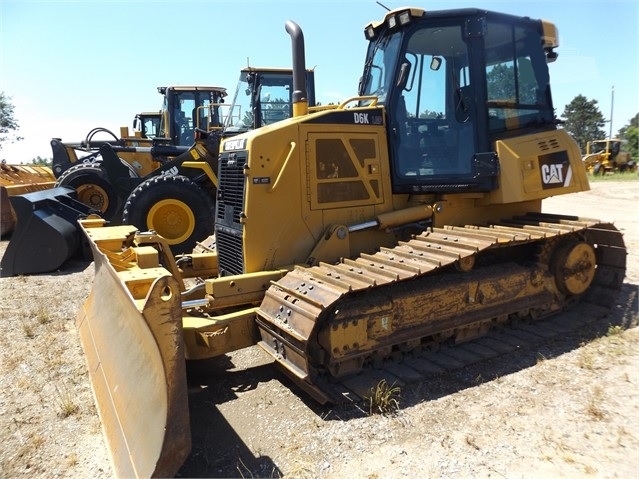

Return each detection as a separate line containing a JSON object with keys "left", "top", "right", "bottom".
{"left": 561, "top": 95, "right": 606, "bottom": 153}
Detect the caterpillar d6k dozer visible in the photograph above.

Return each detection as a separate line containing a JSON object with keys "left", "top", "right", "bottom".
{"left": 76, "top": 9, "right": 626, "bottom": 477}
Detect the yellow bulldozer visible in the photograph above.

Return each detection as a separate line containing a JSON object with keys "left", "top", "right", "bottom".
{"left": 582, "top": 138, "right": 636, "bottom": 175}
{"left": 73, "top": 8, "right": 625, "bottom": 477}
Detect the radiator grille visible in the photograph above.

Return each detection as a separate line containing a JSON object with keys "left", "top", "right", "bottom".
{"left": 215, "top": 151, "right": 247, "bottom": 275}
{"left": 215, "top": 226, "right": 244, "bottom": 275}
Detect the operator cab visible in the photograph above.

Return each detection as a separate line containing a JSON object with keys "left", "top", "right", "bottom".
{"left": 360, "top": 8, "right": 558, "bottom": 193}
{"left": 223, "top": 68, "right": 316, "bottom": 135}
{"left": 133, "top": 112, "right": 161, "bottom": 139}
{"left": 157, "top": 86, "right": 227, "bottom": 146}
{"left": 590, "top": 139, "right": 621, "bottom": 157}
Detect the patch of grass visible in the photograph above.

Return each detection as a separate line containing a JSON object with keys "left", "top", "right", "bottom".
{"left": 577, "top": 349, "right": 595, "bottom": 370}
{"left": 583, "top": 464, "right": 598, "bottom": 475}
{"left": 21, "top": 320, "right": 35, "bottom": 339}
{"left": 606, "top": 325, "right": 624, "bottom": 336}
{"left": 588, "top": 171, "right": 638, "bottom": 182}
{"left": 585, "top": 385, "right": 606, "bottom": 421}
{"left": 34, "top": 307, "right": 51, "bottom": 325}
{"left": 284, "top": 463, "right": 314, "bottom": 479}
{"left": 66, "top": 452, "right": 79, "bottom": 467}
{"left": 365, "top": 379, "right": 401, "bottom": 415}
{"left": 236, "top": 457, "right": 283, "bottom": 478}
{"left": 55, "top": 383, "right": 80, "bottom": 418}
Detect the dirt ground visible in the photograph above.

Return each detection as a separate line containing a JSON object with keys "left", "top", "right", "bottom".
{"left": 0, "top": 180, "right": 637, "bottom": 479}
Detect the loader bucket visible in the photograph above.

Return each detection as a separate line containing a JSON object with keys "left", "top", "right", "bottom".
{"left": 0, "top": 187, "right": 95, "bottom": 276}
{"left": 0, "top": 186, "right": 16, "bottom": 236}
{"left": 77, "top": 222, "right": 190, "bottom": 477}
{"left": 0, "top": 163, "right": 57, "bottom": 236}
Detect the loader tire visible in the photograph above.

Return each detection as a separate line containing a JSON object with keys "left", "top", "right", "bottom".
{"left": 122, "top": 175, "right": 215, "bottom": 255}
{"left": 55, "top": 163, "right": 120, "bottom": 220}
{"left": 592, "top": 162, "right": 604, "bottom": 176}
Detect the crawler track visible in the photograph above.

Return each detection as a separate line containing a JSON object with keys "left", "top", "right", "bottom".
{"left": 256, "top": 213, "right": 626, "bottom": 404}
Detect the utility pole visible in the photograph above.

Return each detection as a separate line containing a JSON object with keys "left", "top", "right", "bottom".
{"left": 609, "top": 85, "right": 614, "bottom": 139}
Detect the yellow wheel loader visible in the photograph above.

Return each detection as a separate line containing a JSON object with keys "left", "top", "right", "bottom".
{"left": 51, "top": 71, "right": 318, "bottom": 226}
{"left": 79, "top": 8, "right": 626, "bottom": 477}
{"left": 50, "top": 86, "right": 229, "bottom": 220}
{"left": 1, "top": 70, "right": 316, "bottom": 275}
{"left": 582, "top": 138, "right": 636, "bottom": 175}
{"left": 0, "top": 89, "right": 225, "bottom": 241}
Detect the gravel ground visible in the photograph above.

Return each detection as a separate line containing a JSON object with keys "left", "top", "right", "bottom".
{"left": 0, "top": 180, "right": 637, "bottom": 478}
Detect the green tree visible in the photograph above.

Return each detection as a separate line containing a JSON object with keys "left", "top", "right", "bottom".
{"left": 0, "top": 92, "right": 23, "bottom": 151}
{"left": 486, "top": 63, "right": 537, "bottom": 104}
{"left": 561, "top": 95, "right": 606, "bottom": 153}
{"left": 617, "top": 113, "right": 639, "bottom": 162}
{"left": 30, "top": 156, "right": 52, "bottom": 167}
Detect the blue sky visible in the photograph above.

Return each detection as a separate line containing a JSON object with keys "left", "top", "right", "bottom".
{"left": 1, "top": 0, "right": 637, "bottom": 163}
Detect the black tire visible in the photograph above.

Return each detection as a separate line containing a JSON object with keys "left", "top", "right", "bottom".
{"left": 122, "top": 175, "right": 215, "bottom": 255}
{"left": 592, "top": 163, "right": 603, "bottom": 175}
{"left": 55, "top": 162, "right": 121, "bottom": 220}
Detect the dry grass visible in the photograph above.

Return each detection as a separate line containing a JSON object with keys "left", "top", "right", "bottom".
{"left": 55, "top": 382, "right": 80, "bottom": 418}
{"left": 365, "top": 379, "right": 401, "bottom": 415}
{"left": 585, "top": 385, "right": 606, "bottom": 421}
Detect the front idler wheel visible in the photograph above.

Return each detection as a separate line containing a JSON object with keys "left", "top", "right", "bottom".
{"left": 551, "top": 240, "right": 597, "bottom": 296}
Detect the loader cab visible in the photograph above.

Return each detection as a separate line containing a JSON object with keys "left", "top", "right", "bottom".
{"left": 133, "top": 112, "right": 161, "bottom": 139}
{"left": 360, "top": 8, "right": 558, "bottom": 194}
{"left": 223, "top": 68, "right": 316, "bottom": 135}
{"left": 587, "top": 139, "right": 621, "bottom": 159}
{"left": 158, "top": 86, "right": 227, "bottom": 146}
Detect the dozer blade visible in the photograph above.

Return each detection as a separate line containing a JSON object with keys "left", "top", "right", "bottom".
{"left": 77, "top": 222, "right": 191, "bottom": 478}
{"left": 0, "top": 187, "right": 95, "bottom": 276}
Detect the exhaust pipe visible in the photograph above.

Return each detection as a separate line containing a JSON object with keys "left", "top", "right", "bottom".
{"left": 285, "top": 20, "right": 308, "bottom": 117}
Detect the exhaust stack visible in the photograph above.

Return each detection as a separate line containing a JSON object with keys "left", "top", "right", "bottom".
{"left": 285, "top": 20, "right": 308, "bottom": 117}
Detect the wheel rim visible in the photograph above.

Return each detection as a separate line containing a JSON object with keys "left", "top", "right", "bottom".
{"left": 146, "top": 199, "right": 195, "bottom": 245}
{"left": 76, "top": 184, "right": 109, "bottom": 214}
